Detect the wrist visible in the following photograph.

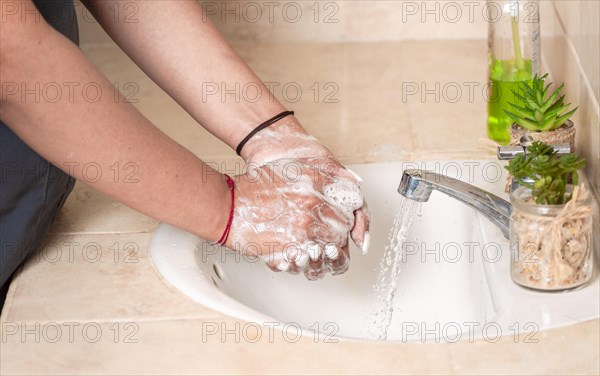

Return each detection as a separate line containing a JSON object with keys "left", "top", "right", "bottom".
{"left": 210, "top": 174, "right": 235, "bottom": 245}
{"left": 239, "top": 116, "right": 311, "bottom": 162}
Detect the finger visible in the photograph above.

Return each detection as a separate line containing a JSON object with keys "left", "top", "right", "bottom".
{"left": 313, "top": 158, "right": 362, "bottom": 186}
{"left": 322, "top": 179, "right": 364, "bottom": 218}
{"left": 336, "top": 167, "right": 363, "bottom": 186}
{"left": 304, "top": 242, "right": 325, "bottom": 281}
{"left": 324, "top": 243, "right": 340, "bottom": 260}
{"left": 324, "top": 243, "right": 350, "bottom": 276}
{"left": 311, "top": 204, "right": 352, "bottom": 245}
{"left": 274, "top": 260, "right": 290, "bottom": 272}
{"left": 262, "top": 253, "right": 289, "bottom": 273}
{"left": 292, "top": 249, "right": 310, "bottom": 271}
{"left": 286, "top": 266, "right": 301, "bottom": 275}
{"left": 350, "top": 203, "right": 371, "bottom": 254}
{"left": 265, "top": 261, "right": 284, "bottom": 273}
{"left": 283, "top": 245, "right": 308, "bottom": 275}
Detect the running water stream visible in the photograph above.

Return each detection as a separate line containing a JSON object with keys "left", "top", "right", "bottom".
{"left": 367, "top": 197, "right": 422, "bottom": 340}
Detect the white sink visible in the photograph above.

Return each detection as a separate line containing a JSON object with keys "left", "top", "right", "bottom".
{"left": 151, "top": 160, "right": 599, "bottom": 342}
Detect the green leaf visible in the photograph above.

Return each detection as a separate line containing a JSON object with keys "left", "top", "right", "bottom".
{"left": 552, "top": 107, "right": 579, "bottom": 129}
{"left": 504, "top": 73, "right": 575, "bottom": 131}
{"left": 521, "top": 82, "right": 536, "bottom": 100}
{"left": 528, "top": 141, "right": 555, "bottom": 156}
{"left": 507, "top": 141, "right": 586, "bottom": 204}
{"left": 544, "top": 104, "right": 571, "bottom": 119}
{"left": 539, "top": 84, "right": 564, "bottom": 112}
{"left": 546, "top": 95, "right": 566, "bottom": 112}
{"left": 503, "top": 110, "right": 521, "bottom": 123}
{"left": 504, "top": 111, "right": 540, "bottom": 130}
{"left": 511, "top": 90, "right": 529, "bottom": 104}
{"left": 542, "top": 81, "right": 552, "bottom": 98}
{"left": 508, "top": 103, "right": 536, "bottom": 118}
{"left": 538, "top": 117, "right": 559, "bottom": 131}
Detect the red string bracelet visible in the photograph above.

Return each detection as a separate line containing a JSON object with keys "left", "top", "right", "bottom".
{"left": 213, "top": 174, "right": 235, "bottom": 247}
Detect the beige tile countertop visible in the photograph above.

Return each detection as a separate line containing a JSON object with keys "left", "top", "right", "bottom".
{"left": 1, "top": 40, "right": 599, "bottom": 375}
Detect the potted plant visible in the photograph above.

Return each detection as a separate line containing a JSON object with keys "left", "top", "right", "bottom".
{"left": 505, "top": 74, "right": 578, "bottom": 150}
{"left": 506, "top": 141, "right": 593, "bottom": 291}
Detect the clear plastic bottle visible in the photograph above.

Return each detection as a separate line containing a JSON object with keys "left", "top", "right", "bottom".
{"left": 487, "top": 0, "right": 541, "bottom": 145}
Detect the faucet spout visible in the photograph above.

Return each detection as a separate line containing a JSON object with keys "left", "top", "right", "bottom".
{"left": 398, "top": 169, "right": 511, "bottom": 239}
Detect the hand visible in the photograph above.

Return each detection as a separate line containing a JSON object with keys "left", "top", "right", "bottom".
{"left": 226, "top": 117, "right": 371, "bottom": 280}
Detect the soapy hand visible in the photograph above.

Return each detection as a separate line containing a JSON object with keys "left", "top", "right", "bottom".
{"left": 225, "top": 118, "right": 371, "bottom": 280}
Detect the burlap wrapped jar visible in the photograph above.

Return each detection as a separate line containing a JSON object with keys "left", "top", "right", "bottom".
{"left": 510, "top": 185, "right": 593, "bottom": 291}
{"left": 509, "top": 120, "right": 576, "bottom": 150}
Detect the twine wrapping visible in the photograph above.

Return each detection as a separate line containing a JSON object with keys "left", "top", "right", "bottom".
{"left": 512, "top": 184, "right": 593, "bottom": 288}
{"left": 509, "top": 122, "right": 576, "bottom": 150}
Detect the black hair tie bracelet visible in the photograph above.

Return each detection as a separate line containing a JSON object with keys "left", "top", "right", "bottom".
{"left": 235, "top": 110, "right": 295, "bottom": 156}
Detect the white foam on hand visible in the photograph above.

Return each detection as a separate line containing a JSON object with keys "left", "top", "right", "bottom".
{"left": 307, "top": 242, "right": 321, "bottom": 260}
{"left": 324, "top": 244, "right": 339, "bottom": 260}
{"left": 229, "top": 120, "right": 371, "bottom": 279}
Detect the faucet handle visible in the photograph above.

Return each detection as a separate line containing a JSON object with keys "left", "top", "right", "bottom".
{"left": 497, "top": 143, "right": 571, "bottom": 160}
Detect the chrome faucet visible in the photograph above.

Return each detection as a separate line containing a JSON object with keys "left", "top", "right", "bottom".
{"left": 398, "top": 169, "right": 511, "bottom": 239}
{"left": 496, "top": 143, "right": 570, "bottom": 160}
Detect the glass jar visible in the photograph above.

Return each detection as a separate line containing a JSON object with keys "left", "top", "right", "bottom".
{"left": 510, "top": 186, "right": 594, "bottom": 291}
{"left": 509, "top": 119, "right": 576, "bottom": 151}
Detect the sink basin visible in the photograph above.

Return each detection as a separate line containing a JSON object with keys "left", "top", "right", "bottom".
{"left": 151, "top": 160, "right": 599, "bottom": 342}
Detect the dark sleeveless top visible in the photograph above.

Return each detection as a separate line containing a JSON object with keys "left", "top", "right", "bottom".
{"left": 0, "top": 0, "right": 80, "bottom": 295}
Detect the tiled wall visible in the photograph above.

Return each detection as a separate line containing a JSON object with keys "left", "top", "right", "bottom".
{"left": 76, "top": 0, "right": 598, "bottom": 198}
{"left": 77, "top": 0, "right": 598, "bottom": 187}
{"left": 200, "top": 0, "right": 488, "bottom": 42}
{"left": 542, "top": 0, "right": 600, "bottom": 255}
{"left": 543, "top": 1, "right": 599, "bottom": 193}
{"left": 77, "top": 1, "right": 598, "bottom": 186}
{"left": 77, "top": 0, "right": 489, "bottom": 44}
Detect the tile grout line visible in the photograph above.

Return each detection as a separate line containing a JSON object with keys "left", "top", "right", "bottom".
{"left": 0, "top": 314, "right": 234, "bottom": 327}
{"left": 551, "top": 2, "right": 600, "bottom": 115}
{"left": 0, "top": 267, "right": 22, "bottom": 323}
{"left": 48, "top": 230, "right": 155, "bottom": 236}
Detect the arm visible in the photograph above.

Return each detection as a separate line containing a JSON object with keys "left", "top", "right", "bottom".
{"left": 82, "top": 0, "right": 371, "bottom": 252}
{"left": 0, "top": 0, "right": 230, "bottom": 242}
{"left": 1, "top": 0, "right": 369, "bottom": 280}
{"left": 81, "top": 0, "right": 296, "bottom": 153}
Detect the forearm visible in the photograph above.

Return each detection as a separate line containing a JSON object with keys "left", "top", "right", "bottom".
{"left": 82, "top": 0, "right": 301, "bottom": 151}
{"left": 0, "top": 4, "right": 229, "bottom": 241}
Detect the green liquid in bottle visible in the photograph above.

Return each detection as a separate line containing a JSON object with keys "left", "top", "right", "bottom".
{"left": 487, "top": 59, "right": 533, "bottom": 145}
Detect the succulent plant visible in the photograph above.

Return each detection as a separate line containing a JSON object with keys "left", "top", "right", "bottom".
{"left": 505, "top": 74, "right": 578, "bottom": 132}
{"left": 506, "top": 141, "right": 586, "bottom": 205}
